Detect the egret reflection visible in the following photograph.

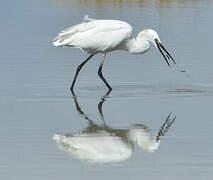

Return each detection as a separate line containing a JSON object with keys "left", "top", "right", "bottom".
{"left": 53, "top": 91, "right": 176, "bottom": 164}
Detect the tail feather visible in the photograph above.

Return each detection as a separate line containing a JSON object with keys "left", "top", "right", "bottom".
{"left": 52, "top": 29, "right": 77, "bottom": 47}
{"left": 52, "top": 15, "right": 95, "bottom": 47}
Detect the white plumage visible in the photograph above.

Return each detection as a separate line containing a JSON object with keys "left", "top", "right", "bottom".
{"left": 52, "top": 16, "right": 175, "bottom": 92}
{"left": 53, "top": 17, "right": 132, "bottom": 54}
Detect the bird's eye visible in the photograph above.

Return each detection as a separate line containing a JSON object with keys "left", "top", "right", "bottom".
{"left": 154, "top": 38, "right": 158, "bottom": 42}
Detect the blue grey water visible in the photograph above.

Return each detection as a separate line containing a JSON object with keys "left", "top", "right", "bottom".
{"left": 1, "top": 0, "right": 213, "bottom": 179}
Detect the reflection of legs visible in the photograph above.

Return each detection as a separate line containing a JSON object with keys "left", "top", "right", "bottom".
{"left": 71, "top": 88, "right": 111, "bottom": 128}
{"left": 71, "top": 90, "right": 93, "bottom": 125}
{"left": 70, "top": 54, "right": 94, "bottom": 92}
{"left": 98, "top": 90, "right": 112, "bottom": 127}
{"left": 98, "top": 54, "right": 112, "bottom": 90}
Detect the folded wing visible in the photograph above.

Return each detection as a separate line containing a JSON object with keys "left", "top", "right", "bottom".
{"left": 52, "top": 18, "right": 133, "bottom": 53}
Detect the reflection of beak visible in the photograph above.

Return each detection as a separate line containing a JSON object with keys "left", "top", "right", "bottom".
{"left": 155, "top": 39, "right": 176, "bottom": 67}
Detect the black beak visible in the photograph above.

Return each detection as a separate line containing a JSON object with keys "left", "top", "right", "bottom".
{"left": 155, "top": 39, "right": 176, "bottom": 67}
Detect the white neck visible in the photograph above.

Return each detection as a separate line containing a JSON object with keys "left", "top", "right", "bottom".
{"left": 127, "top": 125, "right": 160, "bottom": 152}
{"left": 125, "top": 37, "right": 150, "bottom": 54}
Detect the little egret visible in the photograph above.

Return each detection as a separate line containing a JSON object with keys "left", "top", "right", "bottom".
{"left": 52, "top": 16, "right": 176, "bottom": 92}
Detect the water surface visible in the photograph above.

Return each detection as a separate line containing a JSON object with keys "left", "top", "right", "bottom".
{"left": 1, "top": 0, "right": 213, "bottom": 179}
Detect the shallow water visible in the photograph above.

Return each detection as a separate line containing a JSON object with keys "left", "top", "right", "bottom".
{"left": 1, "top": 0, "right": 213, "bottom": 179}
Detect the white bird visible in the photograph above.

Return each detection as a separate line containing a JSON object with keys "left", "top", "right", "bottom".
{"left": 52, "top": 16, "right": 176, "bottom": 92}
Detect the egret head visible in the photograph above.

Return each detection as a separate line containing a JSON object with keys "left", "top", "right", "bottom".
{"left": 138, "top": 29, "right": 160, "bottom": 46}
{"left": 138, "top": 29, "right": 176, "bottom": 67}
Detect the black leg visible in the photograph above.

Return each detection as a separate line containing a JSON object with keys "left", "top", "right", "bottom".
{"left": 98, "top": 54, "right": 112, "bottom": 90}
{"left": 70, "top": 54, "right": 94, "bottom": 92}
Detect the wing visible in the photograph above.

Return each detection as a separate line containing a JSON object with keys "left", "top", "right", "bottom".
{"left": 52, "top": 17, "right": 96, "bottom": 47}
{"left": 52, "top": 18, "right": 133, "bottom": 53}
